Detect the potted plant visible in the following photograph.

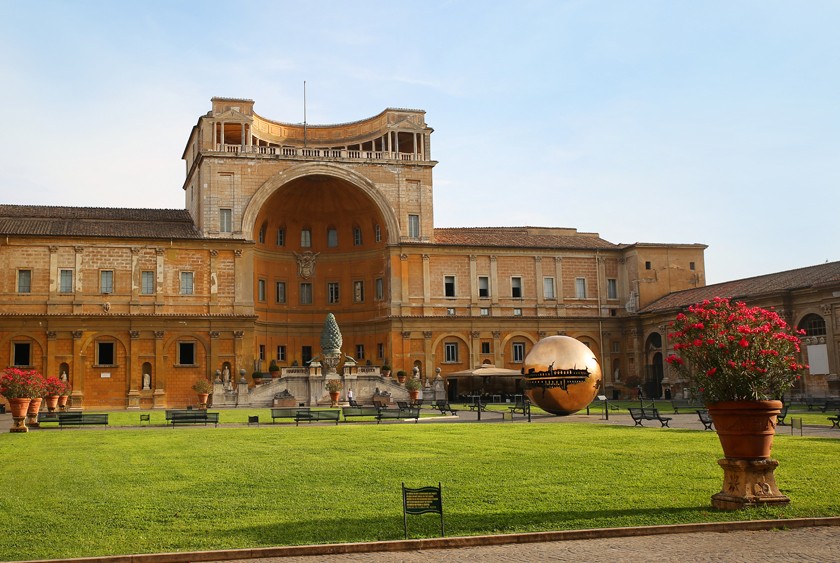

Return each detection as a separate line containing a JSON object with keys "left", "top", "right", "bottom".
{"left": 667, "top": 297, "right": 807, "bottom": 509}
{"left": 268, "top": 360, "right": 280, "bottom": 377}
{"left": 0, "top": 368, "right": 46, "bottom": 433}
{"left": 58, "top": 384, "right": 72, "bottom": 411}
{"left": 396, "top": 370, "right": 407, "bottom": 384}
{"left": 381, "top": 364, "right": 392, "bottom": 378}
{"left": 404, "top": 376, "right": 422, "bottom": 402}
{"left": 192, "top": 378, "right": 213, "bottom": 409}
{"left": 252, "top": 371, "right": 266, "bottom": 384}
{"left": 325, "top": 379, "right": 342, "bottom": 406}
{"left": 44, "top": 376, "right": 66, "bottom": 412}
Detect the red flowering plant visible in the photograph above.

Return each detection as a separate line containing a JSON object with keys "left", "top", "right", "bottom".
{"left": 44, "top": 376, "right": 67, "bottom": 397}
{"left": 0, "top": 368, "right": 47, "bottom": 400}
{"left": 666, "top": 297, "right": 807, "bottom": 403}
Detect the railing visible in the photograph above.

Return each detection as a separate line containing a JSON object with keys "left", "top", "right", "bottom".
{"left": 213, "top": 144, "right": 425, "bottom": 162}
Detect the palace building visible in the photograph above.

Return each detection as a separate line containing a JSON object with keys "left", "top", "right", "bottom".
{"left": 0, "top": 97, "right": 833, "bottom": 410}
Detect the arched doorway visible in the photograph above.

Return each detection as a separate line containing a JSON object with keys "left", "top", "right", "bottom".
{"left": 644, "top": 332, "right": 663, "bottom": 399}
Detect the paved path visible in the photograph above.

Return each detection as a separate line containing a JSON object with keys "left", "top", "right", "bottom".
{"left": 212, "top": 526, "right": 840, "bottom": 563}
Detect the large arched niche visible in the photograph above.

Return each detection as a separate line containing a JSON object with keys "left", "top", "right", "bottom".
{"left": 242, "top": 163, "right": 399, "bottom": 243}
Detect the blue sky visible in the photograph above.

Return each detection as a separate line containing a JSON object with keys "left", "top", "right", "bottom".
{"left": 0, "top": 0, "right": 837, "bottom": 284}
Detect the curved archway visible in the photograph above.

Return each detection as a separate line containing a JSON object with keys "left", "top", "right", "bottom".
{"left": 242, "top": 162, "right": 400, "bottom": 243}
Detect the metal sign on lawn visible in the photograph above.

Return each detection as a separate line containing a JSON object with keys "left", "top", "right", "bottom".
{"left": 402, "top": 482, "right": 444, "bottom": 539}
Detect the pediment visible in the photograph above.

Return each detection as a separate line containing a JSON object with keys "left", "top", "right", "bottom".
{"left": 389, "top": 115, "right": 427, "bottom": 131}
{"left": 215, "top": 108, "right": 250, "bottom": 121}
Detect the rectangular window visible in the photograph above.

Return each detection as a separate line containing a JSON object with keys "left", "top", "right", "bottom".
{"left": 97, "top": 342, "right": 115, "bottom": 366}
{"left": 301, "top": 346, "right": 313, "bottom": 364}
{"left": 377, "top": 342, "right": 384, "bottom": 359}
{"left": 543, "top": 277, "right": 555, "bottom": 299}
{"left": 375, "top": 278, "right": 384, "bottom": 300}
{"left": 300, "top": 282, "right": 313, "bottom": 304}
{"left": 353, "top": 227, "right": 362, "bottom": 246}
{"left": 511, "top": 277, "right": 522, "bottom": 298}
{"left": 356, "top": 344, "right": 365, "bottom": 360}
{"left": 374, "top": 224, "right": 381, "bottom": 242}
{"left": 178, "top": 342, "right": 196, "bottom": 365}
{"left": 258, "top": 279, "right": 266, "bottom": 301}
{"left": 301, "top": 228, "right": 311, "bottom": 248}
{"left": 276, "top": 228, "right": 285, "bottom": 246}
{"left": 259, "top": 345, "right": 265, "bottom": 361}
{"left": 18, "top": 270, "right": 31, "bottom": 294}
{"left": 481, "top": 342, "right": 491, "bottom": 354}
{"left": 513, "top": 308, "right": 522, "bottom": 316}
{"left": 13, "top": 342, "right": 30, "bottom": 366}
{"left": 100, "top": 270, "right": 114, "bottom": 294}
{"left": 607, "top": 278, "right": 617, "bottom": 300}
{"left": 512, "top": 342, "right": 525, "bottom": 363}
{"left": 645, "top": 261, "right": 652, "bottom": 270}
{"left": 444, "top": 342, "right": 459, "bottom": 363}
{"left": 59, "top": 269, "right": 73, "bottom": 293}
{"left": 480, "top": 307, "right": 490, "bottom": 316}
{"left": 327, "top": 228, "right": 338, "bottom": 247}
{"left": 444, "top": 275, "right": 455, "bottom": 297}
{"left": 276, "top": 345, "right": 286, "bottom": 361}
{"left": 612, "top": 341, "right": 620, "bottom": 354}
{"left": 354, "top": 280, "right": 364, "bottom": 303}
{"left": 275, "top": 281, "right": 286, "bottom": 303}
{"left": 220, "top": 208, "right": 232, "bottom": 233}
{"left": 575, "top": 277, "right": 587, "bottom": 299}
{"left": 328, "top": 282, "right": 340, "bottom": 304}
{"left": 478, "top": 276, "right": 490, "bottom": 298}
{"left": 141, "top": 271, "right": 154, "bottom": 295}
{"left": 180, "top": 272, "right": 194, "bottom": 295}
{"left": 408, "top": 214, "right": 420, "bottom": 238}
{"left": 690, "top": 261, "right": 696, "bottom": 271}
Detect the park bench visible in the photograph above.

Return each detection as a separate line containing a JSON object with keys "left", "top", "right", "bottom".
{"left": 376, "top": 407, "right": 420, "bottom": 423}
{"left": 271, "top": 407, "right": 310, "bottom": 423}
{"left": 37, "top": 412, "right": 61, "bottom": 424}
{"left": 696, "top": 409, "right": 714, "bottom": 430}
{"left": 434, "top": 400, "right": 459, "bottom": 415}
{"left": 57, "top": 412, "right": 109, "bottom": 428}
{"left": 294, "top": 409, "right": 340, "bottom": 426}
{"left": 805, "top": 397, "right": 826, "bottom": 411}
{"left": 509, "top": 400, "right": 530, "bottom": 416}
{"left": 828, "top": 413, "right": 840, "bottom": 429}
{"left": 169, "top": 411, "right": 219, "bottom": 427}
{"left": 671, "top": 400, "right": 704, "bottom": 414}
{"left": 776, "top": 405, "right": 790, "bottom": 426}
{"left": 628, "top": 408, "right": 672, "bottom": 428}
{"left": 821, "top": 399, "right": 840, "bottom": 412}
{"left": 342, "top": 406, "right": 381, "bottom": 421}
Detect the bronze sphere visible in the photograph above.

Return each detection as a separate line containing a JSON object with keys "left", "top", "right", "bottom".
{"left": 522, "top": 335, "right": 602, "bottom": 415}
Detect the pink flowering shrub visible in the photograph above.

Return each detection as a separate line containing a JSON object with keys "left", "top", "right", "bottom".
{"left": 0, "top": 368, "right": 47, "bottom": 400}
{"left": 666, "top": 297, "right": 807, "bottom": 402}
{"left": 44, "top": 376, "right": 68, "bottom": 397}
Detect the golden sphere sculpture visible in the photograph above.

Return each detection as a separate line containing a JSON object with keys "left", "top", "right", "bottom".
{"left": 522, "top": 335, "right": 602, "bottom": 415}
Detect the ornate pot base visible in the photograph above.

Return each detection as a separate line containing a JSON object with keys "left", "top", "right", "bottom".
{"left": 711, "top": 458, "right": 790, "bottom": 510}
{"left": 11, "top": 416, "right": 29, "bottom": 433}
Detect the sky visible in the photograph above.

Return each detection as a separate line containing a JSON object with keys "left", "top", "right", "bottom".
{"left": 0, "top": 0, "right": 837, "bottom": 284}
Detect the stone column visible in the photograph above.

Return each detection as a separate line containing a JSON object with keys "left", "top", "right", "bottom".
{"left": 534, "top": 256, "right": 544, "bottom": 306}
{"left": 46, "top": 331, "right": 57, "bottom": 385}
{"left": 423, "top": 331, "right": 434, "bottom": 384}
{"left": 153, "top": 331, "right": 166, "bottom": 408}
{"left": 127, "top": 331, "right": 141, "bottom": 409}
{"left": 69, "top": 330, "right": 84, "bottom": 411}
{"left": 490, "top": 256, "right": 499, "bottom": 306}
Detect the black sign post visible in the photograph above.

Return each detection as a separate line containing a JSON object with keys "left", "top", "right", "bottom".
{"left": 402, "top": 482, "right": 444, "bottom": 539}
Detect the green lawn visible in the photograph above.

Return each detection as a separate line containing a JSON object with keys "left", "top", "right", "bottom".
{"left": 1, "top": 422, "right": 838, "bottom": 560}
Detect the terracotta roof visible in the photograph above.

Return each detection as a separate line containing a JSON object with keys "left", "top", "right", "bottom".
{"left": 432, "top": 227, "right": 618, "bottom": 250}
{"left": 641, "top": 261, "right": 840, "bottom": 314}
{"left": 0, "top": 205, "right": 202, "bottom": 239}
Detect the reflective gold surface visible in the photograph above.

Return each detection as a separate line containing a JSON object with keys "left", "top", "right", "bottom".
{"left": 522, "top": 336, "right": 602, "bottom": 415}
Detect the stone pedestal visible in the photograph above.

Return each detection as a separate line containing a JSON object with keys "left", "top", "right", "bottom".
{"left": 152, "top": 389, "right": 167, "bottom": 409}
{"left": 10, "top": 415, "right": 28, "bottom": 433}
{"left": 127, "top": 389, "right": 141, "bottom": 409}
{"left": 711, "top": 458, "right": 790, "bottom": 510}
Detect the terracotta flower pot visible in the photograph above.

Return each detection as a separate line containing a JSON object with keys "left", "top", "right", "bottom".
{"left": 197, "top": 393, "right": 209, "bottom": 409}
{"left": 329, "top": 391, "right": 340, "bottom": 406}
{"left": 9, "top": 397, "right": 31, "bottom": 418}
{"left": 706, "top": 400, "right": 782, "bottom": 460}
{"left": 45, "top": 395, "right": 59, "bottom": 412}
{"left": 58, "top": 395, "right": 69, "bottom": 410}
{"left": 26, "top": 397, "right": 43, "bottom": 428}
{"left": 409, "top": 390, "right": 420, "bottom": 402}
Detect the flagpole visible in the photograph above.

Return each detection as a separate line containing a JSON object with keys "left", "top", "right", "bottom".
{"left": 303, "top": 80, "right": 307, "bottom": 147}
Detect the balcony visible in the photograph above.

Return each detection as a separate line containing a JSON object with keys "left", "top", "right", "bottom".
{"left": 211, "top": 144, "right": 427, "bottom": 162}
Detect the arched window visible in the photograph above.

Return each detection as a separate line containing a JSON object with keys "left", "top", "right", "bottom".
{"left": 301, "top": 227, "right": 311, "bottom": 248}
{"left": 258, "top": 222, "right": 267, "bottom": 244}
{"left": 353, "top": 226, "right": 363, "bottom": 246}
{"left": 799, "top": 313, "right": 826, "bottom": 337}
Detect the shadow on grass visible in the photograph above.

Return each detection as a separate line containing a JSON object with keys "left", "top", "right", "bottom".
{"left": 226, "top": 505, "right": 731, "bottom": 546}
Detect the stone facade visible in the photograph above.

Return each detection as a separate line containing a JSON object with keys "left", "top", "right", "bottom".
{"left": 15, "top": 96, "right": 818, "bottom": 410}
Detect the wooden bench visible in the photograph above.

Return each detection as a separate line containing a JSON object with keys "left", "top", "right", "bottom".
{"left": 294, "top": 409, "right": 340, "bottom": 426}
{"left": 57, "top": 412, "right": 109, "bottom": 428}
{"left": 271, "top": 407, "right": 310, "bottom": 423}
{"left": 776, "top": 405, "right": 790, "bottom": 426}
{"left": 828, "top": 413, "right": 840, "bottom": 429}
{"left": 342, "top": 406, "right": 381, "bottom": 421}
{"left": 37, "top": 412, "right": 62, "bottom": 424}
{"left": 508, "top": 400, "right": 530, "bottom": 416}
{"left": 628, "top": 408, "right": 672, "bottom": 428}
{"left": 671, "top": 400, "right": 704, "bottom": 414}
{"left": 696, "top": 409, "right": 714, "bottom": 430}
{"left": 434, "top": 400, "right": 459, "bottom": 415}
{"left": 170, "top": 411, "right": 219, "bottom": 427}
{"left": 376, "top": 407, "right": 420, "bottom": 423}
{"left": 821, "top": 399, "right": 840, "bottom": 413}
{"left": 806, "top": 398, "right": 826, "bottom": 411}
